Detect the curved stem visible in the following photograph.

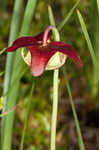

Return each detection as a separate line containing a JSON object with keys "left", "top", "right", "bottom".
{"left": 43, "top": 25, "right": 60, "bottom": 44}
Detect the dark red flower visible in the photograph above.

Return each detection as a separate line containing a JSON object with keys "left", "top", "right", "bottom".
{"left": 7, "top": 26, "right": 83, "bottom": 76}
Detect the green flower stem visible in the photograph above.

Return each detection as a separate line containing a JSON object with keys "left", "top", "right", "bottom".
{"left": 2, "top": 0, "right": 37, "bottom": 150}
{"left": 63, "top": 67, "right": 85, "bottom": 150}
{"left": 48, "top": 5, "right": 60, "bottom": 150}
{"left": 51, "top": 69, "right": 59, "bottom": 150}
{"left": 1, "top": 0, "right": 23, "bottom": 145}
{"left": 58, "top": 0, "right": 80, "bottom": 31}
{"left": 20, "top": 84, "right": 34, "bottom": 150}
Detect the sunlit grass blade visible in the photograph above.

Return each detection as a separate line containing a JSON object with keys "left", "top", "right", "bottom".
{"left": 77, "top": 9, "right": 98, "bottom": 99}
{"left": 97, "top": 0, "right": 99, "bottom": 13}
{"left": 3, "top": 0, "right": 24, "bottom": 104}
{"left": 48, "top": 5, "right": 56, "bottom": 26}
{"left": 77, "top": 9, "right": 97, "bottom": 66}
{"left": 2, "top": 0, "right": 37, "bottom": 150}
{"left": 1, "top": 0, "right": 24, "bottom": 145}
{"left": 63, "top": 67, "right": 85, "bottom": 150}
{"left": 58, "top": 0, "right": 80, "bottom": 31}
{"left": 48, "top": 5, "right": 60, "bottom": 150}
{"left": 20, "top": 84, "right": 34, "bottom": 150}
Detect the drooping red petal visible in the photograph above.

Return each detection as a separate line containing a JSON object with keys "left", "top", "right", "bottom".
{"left": 7, "top": 32, "right": 51, "bottom": 52}
{"left": 29, "top": 47, "right": 55, "bottom": 76}
{"left": 47, "top": 41, "right": 83, "bottom": 67}
{"left": 7, "top": 37, "right": 39, "bottom": 52}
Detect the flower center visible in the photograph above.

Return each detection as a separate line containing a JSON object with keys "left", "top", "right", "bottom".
{"left": 47, "top": 39, "right": 51, "bottom": 43}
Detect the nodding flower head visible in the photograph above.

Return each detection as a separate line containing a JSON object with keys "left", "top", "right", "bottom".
{"left": 7, "top": 26, "right": 83, "bottom": 77}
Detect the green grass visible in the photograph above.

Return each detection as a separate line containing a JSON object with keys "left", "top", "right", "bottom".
{"left": 1, "top": 0, "right": 37, "bottom": 150}
{"left": 77, "top": 9, "right": 98, "bottom": 100}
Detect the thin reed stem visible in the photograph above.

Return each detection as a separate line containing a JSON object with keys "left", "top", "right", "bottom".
{"left": 77, "top": 9, "right": 97, "bottom": 66}
{"left": 63, "top": 67, "right": 85, "bottom": 150}
{"left": 58, "top": 0, "right": 80, "bottom": 31}
{"left": 90, "top": 0, "right": 99, "bottom": 99}
{"left": 77, "top": 9, "right": 98, "bottom": 99}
